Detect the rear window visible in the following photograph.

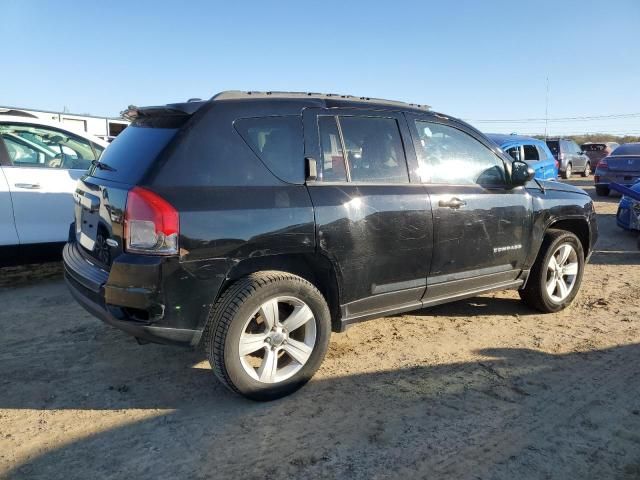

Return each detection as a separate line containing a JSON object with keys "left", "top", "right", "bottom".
{"left": 612, "top": 144, "right": 640, "bottom": 156}
{"left": 89, "top": 125, "right": 178, "bottom": 183}
{"left": 546, "top": 140, "right": 559, "bottom": 155}
{"left": 582, "top": 144, "right": 606, "bottom": 152}
{"left": 234, "top": 116, "right": 304, "bottom": 184}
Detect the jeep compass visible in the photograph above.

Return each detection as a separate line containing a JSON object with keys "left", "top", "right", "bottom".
{"left": 64, "top": 91, "right": 598, "bottom": 400}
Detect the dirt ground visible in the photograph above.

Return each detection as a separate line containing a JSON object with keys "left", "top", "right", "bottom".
{"left": 1, "top": 177, "right": 640, "bottom": 480}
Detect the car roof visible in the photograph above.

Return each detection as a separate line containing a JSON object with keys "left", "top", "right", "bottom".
{"left": 0, "top": 114, "right": 109, "bottom": 147}
{"left": 486, "top": 133, "right": 545, "bottom": 146}
{"left": 125, "top": 90, "right": 434, "bottom": 120}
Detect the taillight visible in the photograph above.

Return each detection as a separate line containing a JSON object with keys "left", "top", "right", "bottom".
{"left": 124, "top": 186, "right": 179, "bottom": 255}
{"left": 555, "top": 160, "right": 559, "bottom": 170}
{"left": 596, "top": 158, "right": 609, "bottom": 170}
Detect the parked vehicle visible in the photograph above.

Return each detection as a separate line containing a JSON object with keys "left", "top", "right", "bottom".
{"left": 581, "top": 142, "right": 619, "bottom": 168}
{"left": 613, "top": 181, "right": 640, "bottom": 233}
{"left": 63, "top": 91, "right": 598, "bottom": 400}
{"left": 594, "top": 143, "right": 640, "bottom": 196}
{"left": 487, "top": 134, "right": 558, "bottom": 181}
{"left": 546, "top": 138, "right": 591, "bottom": 179}
{"left": 0, "top": 115, "right": 108, "bottom": 266}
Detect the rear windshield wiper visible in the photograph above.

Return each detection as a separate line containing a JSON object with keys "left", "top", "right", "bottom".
{"left": 91, "top": 159, "right": 117, "bottom": 172}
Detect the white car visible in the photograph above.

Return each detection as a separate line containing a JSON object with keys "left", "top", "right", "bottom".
{"left": 0, "top": 114, "right": 109, "bottom": 265}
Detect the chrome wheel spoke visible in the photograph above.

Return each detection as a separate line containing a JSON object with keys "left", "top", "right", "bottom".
{"left": 239, "top": 333, "right": 268, "bottom": 356}
{"left": 556, "top": 278, "right": 569, "bottom": 299}
{"left": 283, "top": 338, "right": 313, "bottom": 365}
{"left": 546, "top": 277, "right": 557, "bottom": 297}
{"left": 548, "top": 256, "right": 558, "bottom": 272}
{"left": 257, "top": 348, "right": 279, "bottom": 382}
{"left": 282, "top": 304, "right": 313, "bottom": 333}
{"left": 563, "top": 262, "right": 579, "bottom": 276}
{"left": 556, "top": 244, "right": 572, "bottom": 266}
{"left": 259, "top": 298, "right": 279, "bottom": 329}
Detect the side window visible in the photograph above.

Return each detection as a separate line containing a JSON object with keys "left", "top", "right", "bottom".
{"left": 234, "top": 116, "right": 304, "bottom": 184}
{"left": 337, "top": 116, "right": 409, "bottom": 183}
{"left": 317, "top": 116, "right": 347, "bottom": 182}
{"left": 523, "top": 144, "right": 539, "bottom": 161}
{"left": 413, "top": 121, "right": 505, "bottom": 185}
{"left": 506, "top": 146, "right": 521, "bottom": 161}
{"left": 0, "top": 123, "right": 100, "bottom": 170}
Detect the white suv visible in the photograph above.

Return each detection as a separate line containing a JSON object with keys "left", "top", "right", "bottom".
{"left": 0, "top": 114, "right": 109, "bottom": 265}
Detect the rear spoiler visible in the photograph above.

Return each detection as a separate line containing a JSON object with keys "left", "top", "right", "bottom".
{"left": 121, "top": 101, "right": 206, "bottom": 121}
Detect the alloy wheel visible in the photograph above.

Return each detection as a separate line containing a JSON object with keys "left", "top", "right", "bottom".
{"left": 545, "top": 243, "right": 579, "bottom": 302}
{"left": 238, "top": 296, "right": 316, "bottom": 383}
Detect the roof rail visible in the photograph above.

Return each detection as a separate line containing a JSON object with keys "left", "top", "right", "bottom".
{"left": 210, "top": 90, "right": 430, "bottom": 110}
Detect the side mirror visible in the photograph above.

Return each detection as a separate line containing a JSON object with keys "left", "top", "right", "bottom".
{"left": 511, "top": 160, "right": 535, "bottom": 186}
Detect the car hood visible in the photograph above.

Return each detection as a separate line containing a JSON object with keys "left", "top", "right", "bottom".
{"left": 526, "top": 180, "right": 589, "bottom": 196}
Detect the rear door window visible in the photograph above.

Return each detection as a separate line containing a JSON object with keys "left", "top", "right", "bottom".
{"left": 523, "top": 144, "right": 540, "bottom": 161}
{"left": 337, "top": 116, "right": 409, "bottom": 183}
{"left": 234, "top": 116, "right": 304, "bottom": 184}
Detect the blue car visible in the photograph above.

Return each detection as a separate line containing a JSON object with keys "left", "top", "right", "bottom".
{"left": 487, "top": 134, "right": 558, "bottom": 181}
{"left": 616, "top": 181, "right": 640, "bottom": 231}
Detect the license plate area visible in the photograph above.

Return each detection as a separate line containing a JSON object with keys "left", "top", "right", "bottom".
{"left": 74, "top": 190, "right": 101, "bottom": 251}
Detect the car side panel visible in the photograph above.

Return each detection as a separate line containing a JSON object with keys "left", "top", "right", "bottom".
{"left": 0, "top": 167, "right": 19, "bottom": 247}
{"left": 524, "top": 186, "right": 596, "bottom": 268}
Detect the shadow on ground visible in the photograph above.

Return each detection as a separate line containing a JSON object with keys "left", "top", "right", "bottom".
{"left": 3, "top": 326, "right": 640, "bottom": 479}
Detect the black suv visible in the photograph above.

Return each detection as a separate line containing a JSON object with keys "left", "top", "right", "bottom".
{"left": 64, "top": 91, "right": 597, "bottom": 400}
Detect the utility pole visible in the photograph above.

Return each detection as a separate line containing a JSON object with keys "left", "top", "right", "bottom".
{"left": 544, "top": 77, "right": 550, "bottom": 140}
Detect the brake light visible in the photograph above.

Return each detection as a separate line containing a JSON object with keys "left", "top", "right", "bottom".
{"left": 597, "top": 158, "right": 609, "bottom": 170}
{"left": 124, "top": 187, "right": 179, "bottom": 255}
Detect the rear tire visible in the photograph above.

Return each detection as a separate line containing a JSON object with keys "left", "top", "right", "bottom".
{"left": 203, "top": 271, "right": 331, "bottom": 401}
{"left": 595, "top": 185, "right": 610, "bottom": 197}
{"left": 561, "top": 164, "right": 572, "bottom": 179}
{"left": 581, "top": 162, "right": 591, "bottom": 177}
{"left": 519, "top": 230, "right": 584, "bottom": 313}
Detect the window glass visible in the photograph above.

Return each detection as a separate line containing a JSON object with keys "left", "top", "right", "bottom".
{"left": 506, "top": 146, "right": 521, "bottom": 161}
{"left": 338, "top": 116, "right": 408, "bottom": 183}
{"left": 413, "top": 121, "right": 505, "bottom": 185}
{"left": 0, "top": 123, "right": 102, "bottom": 169}
{"left": 546, "top": 140, "right": 559, "bottom": 155}
{"left": 523, "top": 144, "right": 539, "bottom": 161}
{"left": 318, "top": 116, "right": 347, "bottom": 182}
{"left": 235, "top": 116, "right": 304, "bottom": 184}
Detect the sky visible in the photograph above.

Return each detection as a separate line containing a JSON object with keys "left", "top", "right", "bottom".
{"left": 3, "top": 0, "right": 639, "bottom": 136}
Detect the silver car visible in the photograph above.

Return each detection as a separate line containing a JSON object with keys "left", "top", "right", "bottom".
{"left": 546, "top": 138, "right": 591, "bottom": 179}
{"left": 594, "top": 143, "right": 640, "bottom": 196}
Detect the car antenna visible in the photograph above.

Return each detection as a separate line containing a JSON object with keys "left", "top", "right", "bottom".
{"left": 533, "top": 177, "right": 546, "bottom": 193}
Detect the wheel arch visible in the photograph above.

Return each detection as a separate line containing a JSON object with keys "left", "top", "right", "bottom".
{"left": 218, "top": 253, "right": 343, "bottom": 332}
{"left": 545, "top": 218, "right": 591, "bottom": 257}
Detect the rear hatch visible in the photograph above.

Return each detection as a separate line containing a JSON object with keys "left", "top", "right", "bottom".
{"left": 582, "top": 143, "right": 608, "bottom": 164}
{"left": 605, "top": 156, "right": 640, "bottom": 173}
{"left": 73, "top": 106, "right": 198, "bottom": 267}
{"left": 546, "top": 140, "right": 559, "bottom": 160}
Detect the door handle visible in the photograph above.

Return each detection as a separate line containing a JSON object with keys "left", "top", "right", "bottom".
{"left": 14, "top": 183, "right": 41, "bottom": 190}
{"left": 439, "top": 197, "right": 467, "bottom": 209}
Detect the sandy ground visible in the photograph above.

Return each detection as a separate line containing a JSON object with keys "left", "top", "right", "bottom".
{"left": 1, "top": 177, "right": 640, "bottom": 480}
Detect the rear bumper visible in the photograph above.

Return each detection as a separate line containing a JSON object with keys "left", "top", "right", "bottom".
{"left": 63, "top": 241, "right": 201, "bottom": 346}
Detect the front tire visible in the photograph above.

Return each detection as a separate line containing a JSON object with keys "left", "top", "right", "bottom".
{"left": 203, "top": 271, "right": 331, "bottom": 401}
{"left": 581, "top": 162, "right": 591, "bottom": 177}
{"left": 519, "top": 230, "right": 584, "bottom": 313}
{"left": 595, "top": 185, "right": 610, "bottom": 197}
